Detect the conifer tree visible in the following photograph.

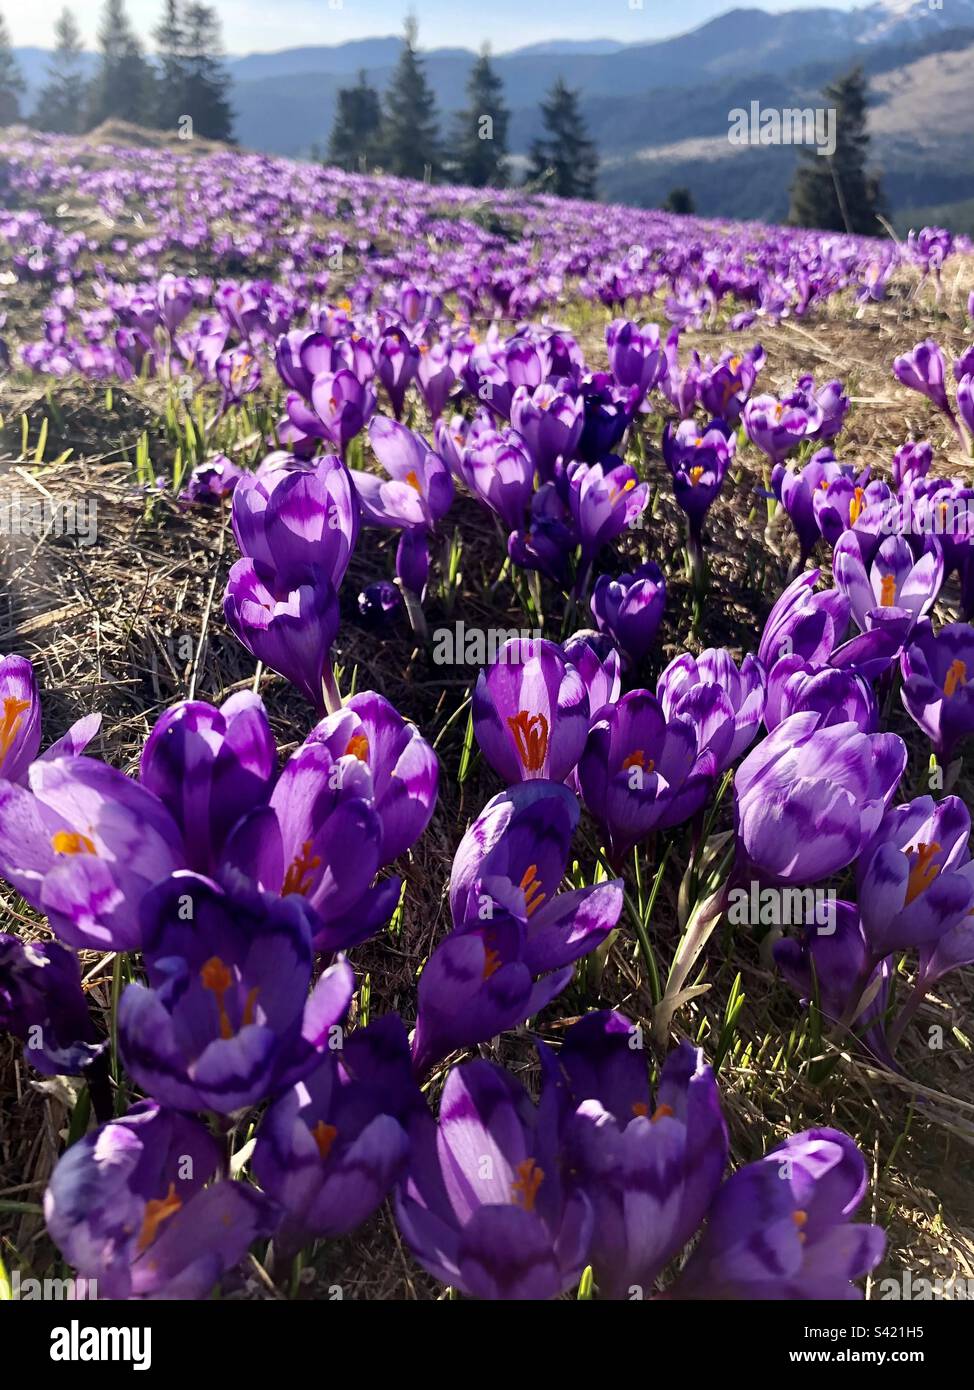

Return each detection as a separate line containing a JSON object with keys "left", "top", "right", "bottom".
{"left": 86, "top": 0, "right": 156, "bottom": 129}
{"left": 379, "top": 18, "right": 440, "bottom": 181}
{"left": 0, "top": 12, "right": 25, "bottom": 126}
{"left": 327, "top": 70, "right": 381, "bottom": 172}
{"left": 32, "top": 9, "right": 87, "bottom": 134}
{"left": 527, "top": 77, "right": 597, "bottom": 200}
{"left": 452, "top": 46, "right": 509, "bottom": 188}
{"left": 789, "top": 66, "right": 886, "bottom": 235}
{"left": 154, "top": 0, "right": 187, "bottom": 130}
{"left": 181, "top": 3, "right": 234, "bottom": 142}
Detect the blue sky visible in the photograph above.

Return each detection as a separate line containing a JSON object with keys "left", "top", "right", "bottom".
{"left": 10, "top": 0, "right": 864, "bottom": 54}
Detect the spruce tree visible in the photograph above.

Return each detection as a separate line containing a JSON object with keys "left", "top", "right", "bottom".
{"left": 379, "top": 18, "right": 440, "bottom": 181}
{"left": 663, "top": 187, "right": 695, "bottom": 215}
{"left": 32, "top": 9, "right": 87, "bottom": 135}
{"left": 452, "top": 47, "right": 509, "bottom": 188}
{"left": 181, "top": 3, "right": 234, "bottom": 141}
{"left": 327, "top": 70, "right": 381, "bottom": 172}
{"left": 0, "top": 12, "right": 25, "bottom": 126}
{"left": 86, "top": 0, "right": 156, "bottom": 129}
{"left": 788, "top": 66, "right": 886, "bottom": 235}
{"left": 154, "top": 0, "right": 187, "bottom": 130}
{"left": 527, "top": 77, "right": 598, "bottom": 200}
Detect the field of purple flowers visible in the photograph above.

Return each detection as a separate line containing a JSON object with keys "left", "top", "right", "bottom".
{"left": 1, "top": 124, "right": 973, "bottom": 1303}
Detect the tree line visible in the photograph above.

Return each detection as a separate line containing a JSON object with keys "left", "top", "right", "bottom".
{"left": 0, "top": 1, "right": 235, "bottom": 142}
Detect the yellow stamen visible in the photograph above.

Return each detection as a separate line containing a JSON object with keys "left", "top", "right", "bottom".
{"left": 506, "top": 710, "right": 549, "bottom": 772}
{"left": 879, "top": 574, "right": 897, "bottom": 607}
{"left": 622, "top": 749, "right": 654, "bottom": 773}
{"left": 282, "top": 840, "right": 322, "bottom": 897}
{"left": 482, "top": 943, "right": 502, "bottom": 979}
{"left": 905, "top": 842, "right": 941, "bottom": 904}
{"left": 137, "top": 1184, "right": 182, "bottom": 1253}
{"left": 793, "top": 1209, "right": 808, "bottom": 1245}
{"left": 311, "top": 1120, "right": 338, "bottom": 1161}
{"left": 405, "top": 469, "right": 422, "bottom": 493}
{"left": 511, "top": 1158, "right": 544, "bottom": 1213}
{"left": 0, "top": 695, "right": 30, "bottom": 763}
{"left": 345, "top": 733, "right": 370, "bottom": 761}
{"left": 51, "top": 830, "right": 96, "bottom": 855}
{"left": 608, "top": 478, "right": 637, "bottom": 505}
{"left": 689, "top": 465, "right": 705, "bottom": 484}
{"left": 849, "top": 486, "right": 865, "bottom": 526}
{"left": 944, "top": 659, "right": 968, "bottom": 698}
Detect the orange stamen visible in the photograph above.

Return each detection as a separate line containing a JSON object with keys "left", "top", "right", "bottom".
{"left": 519, "top": 863, "right": 546, "bottom": 917}
{"left": 344, "top": 733, "right": 370, "bottom": 761}
{"left": 651, "top": 1103, "right": 674, "bottom": 1123}
{"left": 944, "top": 659, "right": 968, "bottom": 698}
{"left": 631, "top": 1101, "right": 649, "bottom": 1118}
{"left": 137, "top": 1183, "right": 182, "bottom": 1253}
{"left": 879, "top": 574, "right": 897, "bottom": 607}
{"left": 510, "top": 1158, "right": 544, "bottom": 1213}
{"left": 405, "top": 470, "right": 422, "bottom": 493}
{"left": 849, "top": 486, "right": 865, "bottom": 526}
{"left": 311, "top": 1120, "right": 338, "bottom": 1161}
{"left": 905, "top": 842, "right": 941, "bottom": 904}
{"left": 51, "top": 830, "right": 96, "bottom": 855}
{"left": 200, "top": 956, "right": 236, "bottom": 1040}
{"left": 506, "top": 710, "right": 549, "bottom": 772}
{"left": 0, "top": 696, "right": 29, "bottom": 763}
{"left": 689, "top": 465, "right": 705, "bottom": 484}
{"left": 282, "top": 840, "right": 321, "bottom": 897}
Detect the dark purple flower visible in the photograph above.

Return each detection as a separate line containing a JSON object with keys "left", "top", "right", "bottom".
{"left": 833, "top": 531, "right": 943, "bottom": 641}
{"left": 901, "top": 620, "right": 974, "bottom": 762}
{"left": 658, "top": 647, "right": 766, "bottom": 771}
{"left": 178, "top": 454, "right": 245, "bottom": 506}
{"left": 606, "top": 318, "right": 663, "bottom": 403}
{"left": 757, "top": 570, "right": 850, "bottom": 672}
{"left": 764, "top": 658, "right": 876, "bottom": 733}
{"left": 743, "top": 394, "right": 820, "bottom": 466}
{"left": 673, "top": 1128, "right": 885, "bottom": 1299}
{"left": 892, "top": 339, "right": 954, "bottom": 418}
{"left": 395, "top": 1058, "right": 593, "bottom": 1299}
{"left": 662, "top": 418, "right": 735, "bottom": 541}
{"left": 510, "top": 383, "right": 584, "bottom": 480}
{"left": 0, "top": 933, "right": 105, "bottom": 1075}
{"left": 44, "top": 1100, "right": 276, "bottom": 1299}
{"left": 590, "top": 563, "right": 666, "bottom": 667}
{"left": 376, "top": 326, "right": 419, "bottom": 419}
{"left": 231, "top": 453, "right": 360, "bottom": 591}
{"left": 119, "top": 872, "right": 355, "bottom": 1113}
{"left": 140, "top": 692, "right": 276, "bottom": 876}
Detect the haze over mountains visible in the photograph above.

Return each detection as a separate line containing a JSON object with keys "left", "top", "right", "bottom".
{"left": 14, "top": 0, "right": 974, "bottom": 230}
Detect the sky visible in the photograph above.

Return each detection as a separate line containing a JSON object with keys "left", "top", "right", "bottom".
{"left": 9, "top": 0, "right": 865, "bottom": 55}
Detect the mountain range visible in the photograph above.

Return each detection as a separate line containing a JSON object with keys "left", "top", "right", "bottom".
{"left": 12, "top": 0, "right": 974, "bottom": 231}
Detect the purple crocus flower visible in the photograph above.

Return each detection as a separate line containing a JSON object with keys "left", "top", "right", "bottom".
{"left": 0, "top": 933, "right": 105, "bottom": 1075}
{"left": 411, "top": 782, "right": 622, "bottom": 1077}
{"left": 462, "top": 422, "right": 535, "bottom": 530}
{"left": 139, "top": 692, "right": 276, "bottom": 876}
{"left": 576, "top": 373, "right": 639, "bottom": 461}
{"left": 833, "top": 531, "right": 943, "bottom": 641}
{"left": 0, "top": 654, "right": 42, "bottom": 783}
{"left": 672, "top": 1129, "right": 885, "bottom": 1299}
{"left": 564, "top": 457, "right": 649, "bottom": 564}
{"left": 119, "top": 872, "right": 355, "bottom": 1113}
{"left": 352, "top": 415, "right": 453, "bottom": 534}
{"left": 376, "top": 326, "right": 419, "bottom": 419}
{"left": 0, "top": 756, "right": 184, "bottom": 951}
{"left": 774, "top": 900, "right": 892, "bottom": 1047}
{"left": 757, "top": 569, "right": 850, "bottom": 672}
{"left": 891, "top": 441, "right": 933, "bottom": 489}
{"left": 44, "top": 1100, "right": 276, "bottom": 1300}
{"left": 216, "top": 347, "right": 261, "bottom": 409}
{"left": 304, "top": 690, "right": 438, "bottom": 864}
{"left": 697, "top": 345, "right": 763, "bottom": 422}
{"left": 901, "top": 621, "right": 974, "bottom": 763}
{"left": 775, "top": 449, "right": 848, "bottom": 563}
{"left": 253, "top": 1014, "right": 420, "bottom": 1255}
{"left": 578, "top": 689, "right": 716, "bottom": 866}
{"left": 743, "top": 394, "right": 821, "bottom": 466}
{"left": 662, "top": 417, "right": 735, "bottom": 543}
{"left": 556, "top": 1013, "right": 727, "bottom": 1300}
{"left": 764, "top": 658, "right": 877, "bottom": 733}
{"left": 473, "top": 637, "right": 589, "bottom": 784}
{"left": 510, "top": 383, "right": 584, "bottom": 481}
{"left": 304, "top": 368, "right": 376, "bottom": 455}
{"left": 606, "top": 319, "right": 663, "bottom": 403}
{"left": 590, "top": 563, "right": 666, "bottom": 667}
{"left": 223, "top": 560, "right": 340, "bottom": 715}
{"left": 657, "top": 647, "right": 766, "bottom": 771}
{"left": 416, "top": 340, "right": 457, "bottom": 421}
{"left": 221, "top": 733, "right": 401, "bottom": 952}
{"left": 357, "top": 579, "right": 402, "bottom": 630}
{"left": 178, "top": 453, "right": 246, "bottom": 506}
{"left": 812, "top": 472, "right": 892, "bottom": 549}
{"left": 231, "top": 453, "right": 360, "bottom": 591}
{"left": 892, "top": 339, "right": 954, "bottom": 418}
{"left": 561, "top": 630, "right": 622, "bottom": 722}
{"left": 734, "top": 713, "right": 906, "bottom": 885}
{"left": 394, "top": 1058, "right": 593, "bottom": 1299}
{"left": 856, "top": 795, "right": 974, "bottom": 959}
